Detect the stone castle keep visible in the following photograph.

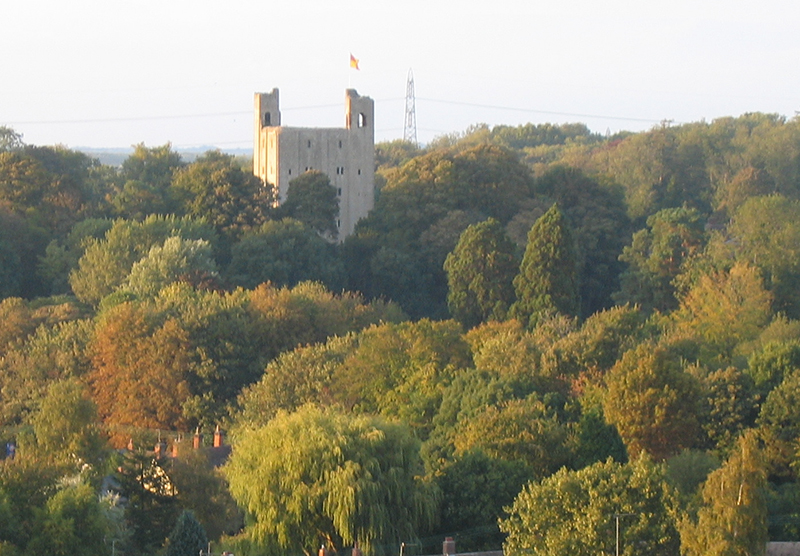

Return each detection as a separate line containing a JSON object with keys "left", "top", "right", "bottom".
{"left": 253, "top": 88, "right": 375, "bottom": 237}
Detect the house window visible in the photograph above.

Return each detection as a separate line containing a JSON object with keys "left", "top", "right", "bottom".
{"left": 264, "top": 113, "right": 271, "bottom": 126}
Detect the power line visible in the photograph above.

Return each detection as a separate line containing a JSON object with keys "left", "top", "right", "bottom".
{"left": 416, "top": 97, "right": 674, "bottom": 124}
{"left": 4, "top": 97, "right": 669, "bottom": 128}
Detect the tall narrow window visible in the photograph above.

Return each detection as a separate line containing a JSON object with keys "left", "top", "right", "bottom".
{"left": 358, "top": 113, "right": 367, "bottom": 128}
{"left": 307, "top": 140, "right": 312, "bottom": 148}
{"left": 264, "top": 113, "right": 271, "bottom": 126}
{"left": 339, "top": 140, "right": 343, "bottom": 148}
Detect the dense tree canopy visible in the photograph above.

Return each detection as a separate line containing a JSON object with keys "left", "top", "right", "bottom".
{"left": 6, "top": 113, "right": 800, "bottom": 554}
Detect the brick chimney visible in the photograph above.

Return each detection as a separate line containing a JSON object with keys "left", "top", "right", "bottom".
{"left": 193, "top": 429, "right": 203, "bottom": 449}
{"left": 213, "top": 425, "right": 224, "bottom": 448}
{"left": 443, "top": 538, "right": 455, "bottom": 556}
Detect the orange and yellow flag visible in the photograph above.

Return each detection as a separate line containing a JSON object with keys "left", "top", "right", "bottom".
{"left": 350, "top": 54, "right": 360, "bottom": 70}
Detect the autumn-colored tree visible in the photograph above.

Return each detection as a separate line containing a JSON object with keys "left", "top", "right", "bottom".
{"left": 604, "top": 342, "right": 703, "bottom": 460}
{"left": 89, "top": 303, "right": 192, "bottom": 443}
{"left": 510, "top": 203, "right": 580, "bottom": 327}
{"left": 671, "top": 263, "right": 773, "bottom": 363}
{"left": 679, "top": 430, "right": 768, "bottom": 556}
{"left": 444, "top": 218, "right": 517, "bottom": 329}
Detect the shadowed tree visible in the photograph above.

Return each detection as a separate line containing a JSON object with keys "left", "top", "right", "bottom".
{"left": 444, "top": 218, "right": 517, "bottom": 329}
{"left": 278, "top": 170, "right": 340, "bottom": 238}
{"left": 165, "top": 510, "right": 208, "bottom": 556}
{"left": 510, "top": 204, "right": 579, "bottom": 328}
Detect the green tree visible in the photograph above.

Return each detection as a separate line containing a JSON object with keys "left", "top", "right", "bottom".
{"left": 510, "top": 203, "right": 580, "bottom": 327}
{"left": 444, "top": 218, "right": 517, "bottom": 329}
{"left": 225, "top": 219, "right": 344, "bottom": 290}
{"left": 168, "top": 450, "right": 241, "bottom": 541}
{"left": 615, "top": 207, "right": 706, "bottom": 313}
{"left": 679, "top": 430, "right": 768, "bottom": 556}
{"left": 695, "top": 366, "right": 757, "bottom": 455}
{"left": 500, "top": 455, "right": 681, "bottom": 556}
{"left": 28, "top": 378, "right": 105, "bottom": 467}
{"left": 171, "top": 150, "right": 272, "bottom": 237}
{"left": 279, "top": 170, "right": 339, "bottom": 238}
{"left": 722, "top": 195, "right": 800, "bottom": 318}
{"left": 165, "top": 510, "right": 208, "bottom": 556}
{"left": 121, "top": 236, "right": 218, "bottom": 298}
{"left": 225, "top": 406, "right": 437, "bottom": 556}
{"left": 25, "top": 483, "right": 112, "bottom": 556}
{"left": 0, "top": 316, "right": 93, "bottom": 429}
{"left": 111, "top": 143, "right": 183, "bottom": 218}
{"left": 533, "top": 165, "right": 631, "bottom": 316}
{"left": 452, "top": 396, "right": 572, "bottom": 479}
{"left": 115, "top": 450, "right": 179, "bottom": 554}
{"left": 746, "top": 340, "right": 800, "bottom": 398}
{"left": 0, "top": 127, "right": 24, "bottom": 152}
{"left": 69, "top": 215, "right": 217, "bottom": 305}
{"left": 329, "top": 319, "right": 471, "bottom": 437}
{"left": 434, "top": 450, "right": 531, "bottom": 551}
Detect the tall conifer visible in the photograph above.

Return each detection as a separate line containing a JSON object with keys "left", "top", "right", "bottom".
{"left": 510, "top": 204, "right": 579, "bottom": 327}
{"left": 444, "top": 218, "right": 517, "bottom": 329}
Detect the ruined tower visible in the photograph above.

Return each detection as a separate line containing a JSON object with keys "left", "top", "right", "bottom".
{"left": 253, "top": 89, "right": 375, "bottom": 238}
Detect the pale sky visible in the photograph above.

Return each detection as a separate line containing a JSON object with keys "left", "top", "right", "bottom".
{"left": 2, "top": 0, "right": 799, "bottom": 150}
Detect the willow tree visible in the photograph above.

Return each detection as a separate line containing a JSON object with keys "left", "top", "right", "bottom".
{"left": 224, "top": 406, "right": 437, "bottom": 556}
{"left": 510, "top": 203, "right": 579, "bottom": 328}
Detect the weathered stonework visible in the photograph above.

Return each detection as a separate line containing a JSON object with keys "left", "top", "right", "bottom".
{"left": 253, "top": 88, "right": 375, "bottom": 238}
